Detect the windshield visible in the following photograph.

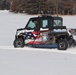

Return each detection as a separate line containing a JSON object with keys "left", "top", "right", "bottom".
{"left": 26, "top": 19, "right": 36, "bottom": 30}
{"left": 54, "top": 20, "right": 62, "bottom": 26}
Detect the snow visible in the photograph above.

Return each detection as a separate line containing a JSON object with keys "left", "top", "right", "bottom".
{"left": 0, "top": 10, "right": 76, "bottom": 75}
{"left": 62, "top": 16, "right": 76, "bottom": 28}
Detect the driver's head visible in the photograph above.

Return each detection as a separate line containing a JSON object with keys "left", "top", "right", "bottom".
{"left": 34, "top": 21, "right": 37, "bottom": 24}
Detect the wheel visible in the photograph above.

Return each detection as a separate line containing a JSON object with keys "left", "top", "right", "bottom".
{"left": 13, "top": 38, "right": 24, "bottom": 48}
{"left": 68, "top": 39, "right": 76, "bottom": 47}
{"left": 72, "top": 39, "right": 76, "bottom": 47}
{"left": 57, "top": 40, "right": 68, "bottom": 50}
{"left": 68, "top": 38, "right": 73, "bottom": 47}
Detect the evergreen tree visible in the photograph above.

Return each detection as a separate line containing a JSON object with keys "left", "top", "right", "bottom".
{"left": 0, "top": 0, "right": 6, "bottom": 10}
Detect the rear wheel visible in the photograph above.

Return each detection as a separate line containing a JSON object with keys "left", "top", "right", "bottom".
{"left": 57, "top": 40, "right": 68, "bottom": 50}
{"left": 14, "top": 38, "right": 24, "bottom": 48}
{"left": 72, "top": 39, "right": 76, "bottom": 47}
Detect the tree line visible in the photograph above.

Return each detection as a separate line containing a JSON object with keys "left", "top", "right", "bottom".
{"left": 0, "top": 0, "right": 76, "bottom": 15}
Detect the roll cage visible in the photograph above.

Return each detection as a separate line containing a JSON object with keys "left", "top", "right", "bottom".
{"left": 25, "top": 16, "right": 63, "bottom": 31}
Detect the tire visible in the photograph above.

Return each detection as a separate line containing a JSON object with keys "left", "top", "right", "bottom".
{"left": 72, "top": 39, "right": 76, "bottom": 47}
{"left": 68, "top": 39, "right": 73, "bottom": 47}
{"left": 13, "top": 38, "right": 24, "bottom": 48}
{"left": 57, "top": 40, "right": 68, "bottom": 50}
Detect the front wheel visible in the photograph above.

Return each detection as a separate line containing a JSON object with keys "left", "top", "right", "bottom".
{"left": 13, "top": 38, "right": 24, "bottom": 48}
{"left": 57, "top": 40, "right": 68, "bottom": 50}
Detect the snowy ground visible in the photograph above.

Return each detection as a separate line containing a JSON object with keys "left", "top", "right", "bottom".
{"left": 0, "top": 10, "right": 76, "bottom": 75}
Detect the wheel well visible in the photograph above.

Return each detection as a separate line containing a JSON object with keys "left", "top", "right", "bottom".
{"left": 16, "top": 36, "right": 24, "bottom": 40}
{"left": 56, "top": 35, "right": 68, "bottom": 43}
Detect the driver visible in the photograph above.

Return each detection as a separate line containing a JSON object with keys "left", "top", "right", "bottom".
{"left": 34, "top": 20, "right": 38, "bottom": 25}
{"left": 33, "top": 20, "right": 40, "bottom": 31}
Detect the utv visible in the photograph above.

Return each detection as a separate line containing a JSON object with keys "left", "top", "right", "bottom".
{"left": 13, "top": 15, "right": 76, "bottom": 50}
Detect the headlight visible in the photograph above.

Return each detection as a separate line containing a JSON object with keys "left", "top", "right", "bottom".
{"left": 16, "top": 31, "right": 21, "bottom": 36}
{"left": 16, "top": 30, "right": 25, "bottom": 36}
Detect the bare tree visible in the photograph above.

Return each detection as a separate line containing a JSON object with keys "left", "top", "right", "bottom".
{"left": 9, "top": 0, "right": 76, "bottom": 15}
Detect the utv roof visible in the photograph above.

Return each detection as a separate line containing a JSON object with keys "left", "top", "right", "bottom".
{"left": 30, "top": 15, "right": 63, "bottom": 20}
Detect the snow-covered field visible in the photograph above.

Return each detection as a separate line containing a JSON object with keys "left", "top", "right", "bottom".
{"left": 0, "top": 10, "right": 76, "bottom": 75}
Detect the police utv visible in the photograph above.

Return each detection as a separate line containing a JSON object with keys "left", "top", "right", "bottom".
{"left": 13, "top": 15, "right": 76, "bottom": 50}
